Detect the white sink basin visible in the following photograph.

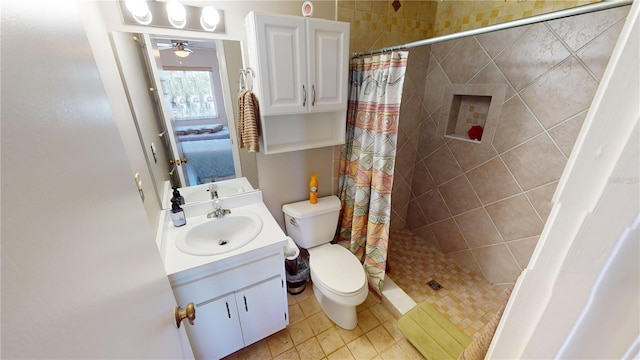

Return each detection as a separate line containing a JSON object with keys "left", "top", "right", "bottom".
{"left": 163, "top": 178, "right": 255, "bottom": 209}
{"left": 175, "top": 209, "right": 263, "bottom": 256}
{"left": 183, "top": 183, "right": 246, "bottom": 204}
{"left": 216, "top": 183, "right": 246, "bottom": 196}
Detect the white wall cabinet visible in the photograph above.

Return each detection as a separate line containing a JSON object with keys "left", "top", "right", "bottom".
{"left": 245, "top": 11, "right": 350, "bottom": 154}
{"left": 171, "top": 252, "right": 288, "bottom": 359}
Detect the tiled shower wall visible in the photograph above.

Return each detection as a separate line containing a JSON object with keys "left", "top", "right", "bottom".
{"left": 333, "top": 1, "right": 605, "bottom": 192}
{"left": 390, "top": 5, "right": 630, "bottom": 285}
{"left": 336, "top": 0, "right": 599, "bottom": 55}
{"left": 432, "top": 0, "right": 599, "bottom": 36}
{"left": 337, "top": 1, "right": 437, "bottom": 54}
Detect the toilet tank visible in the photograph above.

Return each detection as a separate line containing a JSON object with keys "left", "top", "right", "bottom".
{"left": 282, "top": 195, "right": 341, "bottom": 249}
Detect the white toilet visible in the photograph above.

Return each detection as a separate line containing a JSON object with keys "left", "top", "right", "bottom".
{"left": 282, "top": 195, "right": 368, "bottom": 330}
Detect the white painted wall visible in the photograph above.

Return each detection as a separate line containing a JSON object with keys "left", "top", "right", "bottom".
{"left": 81, "top": 2, "right": 172, "bottom": 233}
{"left": 257, "top": 147, "right": 334, "bottom": 228}
{"left": 489, "top": 1, "right": 640, "bottom": 357}
{"left": 224, "top": 40, "right": 260, "bottom": 188}
{"left": 110, "top": 30, "right": 174, "bottom": 231}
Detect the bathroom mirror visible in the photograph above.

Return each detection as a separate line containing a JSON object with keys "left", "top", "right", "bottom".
{"left": 110, "top": 31, "right": 259, "bottom": 209}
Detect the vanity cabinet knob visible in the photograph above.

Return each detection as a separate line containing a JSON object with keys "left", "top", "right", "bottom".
{"left": 174, "top": 303, "right": 196, "bottom": 328}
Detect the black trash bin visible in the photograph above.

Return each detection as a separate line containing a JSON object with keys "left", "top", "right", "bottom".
{"left": 285, "top": 256, "right": 310, "bottom": 295}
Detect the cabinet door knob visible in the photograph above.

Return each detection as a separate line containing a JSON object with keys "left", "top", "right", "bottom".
{"left": 302, "top": 85, "right": 307, "bottom": 107}
{"left": 174, "top": 303, "right": 196, "bottom": 328}
{"left": 312, "top": 85, "right": 316, "bottom": 106}
{"left": 226, "top": 302, "right": 231, "bottom": 318}
{"left": 244, "top": 296, "right": 248, "bottom": 312}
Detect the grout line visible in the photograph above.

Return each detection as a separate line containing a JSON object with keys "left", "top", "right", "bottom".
{"left": 545, "top": 127, "right": 571, "bottom": 161}
{"left": 504, "top": 238, "right": 525, "bottom": 272}
{"left": 522, "top": 187, "right": 549, "bottom": 225}
{"left": 497, "top": 152, "right": 525, "bottom": 194}
{"left": 476, "top": 21, "right": 532, "bottom": 62}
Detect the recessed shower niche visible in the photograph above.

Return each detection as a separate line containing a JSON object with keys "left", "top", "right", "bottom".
{"left": 439, "top": 84, "right": 507, "bottom": 145}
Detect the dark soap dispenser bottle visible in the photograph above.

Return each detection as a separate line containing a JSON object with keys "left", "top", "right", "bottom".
{"left": 171, "top": 187, "right": 185, "bottom": 205}
{"left": 170, "top": 199, "right": 187, "bottom": 227}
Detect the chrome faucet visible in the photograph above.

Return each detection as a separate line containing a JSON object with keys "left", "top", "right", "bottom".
{"left": 207, "top": 191, "right": 231, "bottom": 218}
{"left": 208, "top": 183, "right": 218, "bottom": 199}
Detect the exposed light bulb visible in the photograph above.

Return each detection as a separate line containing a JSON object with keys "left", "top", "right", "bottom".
{"left": 200, "top": 6, "right": 220, "bottom": 32}
{"left": 124, "top": 0, "right": 152, "bottom": 25}
{"left": 166, "top": 1, "right": 186, "bottom": 29}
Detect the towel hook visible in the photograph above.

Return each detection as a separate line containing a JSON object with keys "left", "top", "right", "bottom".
{"left": 238, "top": 69, "right": 247, "bottom": 91}
{"left": 247, "top": 68, "right": 255, "bottom": 91}
{"left": 238, "top": 68, "right": 255, "bottom": 91}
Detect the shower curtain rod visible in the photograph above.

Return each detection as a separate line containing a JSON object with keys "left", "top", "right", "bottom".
{"left": 352, "top": 0, "right": 633, "bottom": 58}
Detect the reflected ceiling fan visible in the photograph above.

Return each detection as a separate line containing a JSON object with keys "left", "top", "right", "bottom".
{"left": 155, "top": 39, "right": 217, "bottom": 59}
{"left": 157, "top": 40, "right": 193, "bottom": 58}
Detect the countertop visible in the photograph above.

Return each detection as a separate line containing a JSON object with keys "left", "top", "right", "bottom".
{"left": 156, "top": 190, "right": 289, "bottom": 285}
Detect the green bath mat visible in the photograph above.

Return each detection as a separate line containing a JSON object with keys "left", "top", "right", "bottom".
{"left": 397, "top": 301, "right": 471, "bottom": 359}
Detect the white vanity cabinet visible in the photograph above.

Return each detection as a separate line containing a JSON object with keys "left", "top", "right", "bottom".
{"left": 171, "top": 251, "right": 288, "bottom": 359}
{"left": 188, "top": 293, "right": 244, "bottom": 359}
{"left": 236, "top": 276, "right": 287, "bottom": 345}
{"left": 245, "top": 11, "right": 350, "bottom": 154}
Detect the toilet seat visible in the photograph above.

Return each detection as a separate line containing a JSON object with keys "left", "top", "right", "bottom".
{"left": 308, "top": 244, "right": 366, "bottom": 295}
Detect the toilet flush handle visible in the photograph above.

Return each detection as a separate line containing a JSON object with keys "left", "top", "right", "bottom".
{"left": 289, "top": 218, "right": 298, "bottom": 226}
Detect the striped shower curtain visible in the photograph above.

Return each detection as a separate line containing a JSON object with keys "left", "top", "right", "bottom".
{"left": 336, "top": 51, "right": 408, "bottom": 295}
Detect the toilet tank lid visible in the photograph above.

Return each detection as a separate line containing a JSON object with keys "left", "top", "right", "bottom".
{"left": 282, "top": 195, "right": 341, "bottom": 219}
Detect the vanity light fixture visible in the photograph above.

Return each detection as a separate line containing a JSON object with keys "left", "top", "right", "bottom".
{"left": 166, "top": 1, "right": 186, "bottom": 29}
{"left": 124, "top": 0, "right": 152, "bottom": 25}
{"left": 119, "top": 1, "right": 226, "bottom": 33}
{"left": 173, "top": 43, "right": 192, "bottom": 58}
{"left": 200, "top": 6, "right": 221, "bottom": 32}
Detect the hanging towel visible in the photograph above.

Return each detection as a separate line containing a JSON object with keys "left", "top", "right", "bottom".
{"left": 237, "top": 90, "right": 261, "bottom": 152}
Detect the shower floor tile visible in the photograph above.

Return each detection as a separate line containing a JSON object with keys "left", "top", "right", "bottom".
{"left": 387, "top": 229, "right": 511, "bottom": 339}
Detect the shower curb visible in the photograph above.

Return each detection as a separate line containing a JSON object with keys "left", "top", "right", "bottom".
{"left": 381, "top": 276, "right": 417, "bottom": 319}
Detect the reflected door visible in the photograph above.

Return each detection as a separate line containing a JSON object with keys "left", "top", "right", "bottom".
{"left": 141, "top": 34, "right": 190, "bottom": 186}
{"left": 109, "top": 31, "right": 172, "bottom": 207}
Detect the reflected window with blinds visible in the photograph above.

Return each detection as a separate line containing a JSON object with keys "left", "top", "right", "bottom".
{"left": 159, "top": 69, "right": 219, "bottom": 123}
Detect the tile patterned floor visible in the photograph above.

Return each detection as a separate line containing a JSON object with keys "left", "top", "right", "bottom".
{"left": 223, "top": 285, "right": 425, "bottom": 360}
{"left": 387, "top": 229, "right": 511, "bottom": 339}
{"left": 224, "top": 228, "right": 509, "bottom": 359}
